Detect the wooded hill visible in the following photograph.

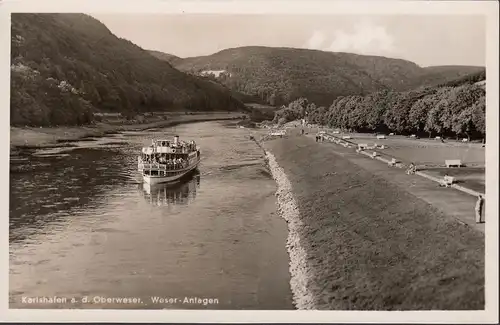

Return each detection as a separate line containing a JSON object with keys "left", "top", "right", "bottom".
{"left": 274, "top": 70, "right": 486, "bottom": 139}
{"left": 164, "top": 46, "right": 484, "bottom": 107}
{"left": 10, "top": 14, "right": 244, "bottom": 127}
{"left": 148, "top": 50, "right": 182, "bottom": 65}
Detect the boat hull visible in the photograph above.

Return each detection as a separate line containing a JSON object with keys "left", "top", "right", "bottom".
{"left": 142, "top": 160, "right": 200, "bottom": 185}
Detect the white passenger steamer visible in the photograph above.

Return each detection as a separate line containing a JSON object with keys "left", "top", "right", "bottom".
{"left": 138, "top": 135, "right": 201, "bottom": 185}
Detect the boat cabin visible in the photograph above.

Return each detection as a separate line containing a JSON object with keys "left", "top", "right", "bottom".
{"left": 139, "top": 135, "right": 200, "bottom": 171}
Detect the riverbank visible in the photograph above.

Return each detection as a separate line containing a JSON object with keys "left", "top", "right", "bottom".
{"left": 260, "top": 134, "right": 484, "bottom": 310}
{"left": 10, "top": 112, "right": 245, "bottom": 150}
{"left": 9, "top": 121, "right": 294, "bottom": 310}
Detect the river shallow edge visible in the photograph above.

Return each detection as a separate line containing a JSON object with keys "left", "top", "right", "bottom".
{"left": 265, "top": 151, "right": 317, "bottom": 309}
{"left": 10, "top": 113, "right": 244, "bottom": 151}
{"left": 10, "top": 122, "right": 294, "bottom": 310}
{"left": 252, "top": 136, "right": 316, "bottom": 309}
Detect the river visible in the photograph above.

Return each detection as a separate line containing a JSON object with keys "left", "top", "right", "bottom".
{"left": 9, "top": 121, "right": 293, "bottom": 310}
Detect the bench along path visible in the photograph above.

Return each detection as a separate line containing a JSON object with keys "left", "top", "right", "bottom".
{"left": 323, "top": 133, "right": 484, "bottom": 196}
{"left": 311, "top": 134, "right": 484, "bottom": 233}
{"left": 264, "top": 135, "right": 483, "bottom": 310}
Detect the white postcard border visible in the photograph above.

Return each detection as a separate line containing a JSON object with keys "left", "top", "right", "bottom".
{"left": 1, "top": 0, "right": 498, "bottom": 323}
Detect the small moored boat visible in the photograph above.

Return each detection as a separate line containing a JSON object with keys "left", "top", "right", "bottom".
{"left": 138, "top": 135, "right": 201, "bottom": 185}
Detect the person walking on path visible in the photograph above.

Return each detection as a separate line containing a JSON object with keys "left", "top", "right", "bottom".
{"left": 406, "top": 162, "right": 416, "bottom": 175}
{"left": 475, "top": 194, "right": 484, "bottom": 223}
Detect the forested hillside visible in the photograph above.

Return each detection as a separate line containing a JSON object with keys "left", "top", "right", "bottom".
{"left": 10, "top": 14, "right": 244, "bottom": 127}
{"left": 148, "top": 50, "right": 182, "bottom": 65}
{"left": 167, "top": 46, "right": 484, "bottom": 107}
{"left": 274, "top": 71, "right": 486, "bottom": 140}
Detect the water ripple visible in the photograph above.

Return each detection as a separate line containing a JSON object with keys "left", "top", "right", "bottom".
{"left": 9, "top": 121, "right": 293, "bottom": 310}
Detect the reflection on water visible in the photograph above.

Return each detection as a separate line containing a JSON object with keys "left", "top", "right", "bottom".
{"left": 139, "top": 171, "right": 201, "bottom": 206}
{"left": 9, "top": 147, "right": 134, "bottom": 243}
{"left": 9, "top": 121, "right": 293, "bottom": 310}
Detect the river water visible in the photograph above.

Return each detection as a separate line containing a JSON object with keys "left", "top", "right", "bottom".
{"left": 9, "top": 121, "right": 293, "bottom": 310}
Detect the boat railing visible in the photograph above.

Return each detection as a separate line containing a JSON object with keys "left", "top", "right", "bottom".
{"left": 141, "top": 163, "right": 166, "bottom": 170}
{"left": 140, "top": 162, "right": 191, "bottom": 171}
{"left": 142, "top": 146, "right": 197, "bottom": 155}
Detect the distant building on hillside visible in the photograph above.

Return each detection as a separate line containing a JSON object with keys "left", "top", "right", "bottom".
{"left": 199, "top": 70, "right": 232, "bottom": 78}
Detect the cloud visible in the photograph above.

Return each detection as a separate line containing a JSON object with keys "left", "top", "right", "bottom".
{"left": 304, "top": 30, "right": 327, "bottom": 49}
{"left": 304, "top": 20, "right": 397, "bottom": 56}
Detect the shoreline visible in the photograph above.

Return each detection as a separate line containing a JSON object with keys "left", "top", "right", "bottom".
{"left": 10, "top": 113, "right": 245, "bottom": 151}
{"left": 265, "top": 151, "right": 316, "bottom": 309}
{"left": 9, "top": 123, "right": 295, "bottom": 310}
{"left": 259, "top": 134, "right": 484, "bottom": 310}
{"left": 251, "top": 132, "right": 315, "bottom": 309}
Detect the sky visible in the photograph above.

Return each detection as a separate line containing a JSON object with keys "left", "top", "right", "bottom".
{"left": 91, "top": 14, "right": 486, "bottom": 67}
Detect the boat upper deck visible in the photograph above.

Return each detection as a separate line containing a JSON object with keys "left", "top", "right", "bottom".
{"left": 141, "top": 136, "right": 198, "bottom": 155}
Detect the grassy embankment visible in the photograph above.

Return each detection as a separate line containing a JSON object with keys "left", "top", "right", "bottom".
{"left": 261, "top": 134, "right": 484, "bottom": 310}
{"left": 10, "top": 112, "right": 245, "bottom": 150}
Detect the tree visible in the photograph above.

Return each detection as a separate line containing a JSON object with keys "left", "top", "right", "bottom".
{"left": 363, "top": 90, "right": 390, "bottom": 131}
{"left": 383, "top": 91, "right": 404, "bottom": 132}
{"left": 345, "top": 96, "right": 366, "bottom": 131}
{"left": 471, "top": 95, "right": 486, "bottom": 136}
{"left": 10, "top": 13, "right": 243, "bottom": 127}
{"left": 408, "top": 88, "right": 445, "bottom": 136}
{"left": 438, "top": 84, "right": 484, "bottom": 135}
{"left": 425, "top": 105, "right": 444, "bottom": 137}
{"left": 452, "top": 105, "right": 474, "bottom": 140}
{"left": 383, "top": 89, "right": 430, "bottom": 134}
